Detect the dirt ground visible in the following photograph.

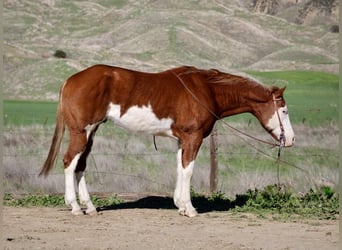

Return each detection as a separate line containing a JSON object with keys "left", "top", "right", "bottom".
{"left": 3, "top": 196, "right": 339, "bottom": 250}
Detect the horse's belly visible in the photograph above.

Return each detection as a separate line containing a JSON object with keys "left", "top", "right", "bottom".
{"left": 106, "top": 103, "right": 175, "bottom": 137}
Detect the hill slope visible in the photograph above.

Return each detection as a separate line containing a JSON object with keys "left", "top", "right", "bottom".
{"left": 3, "top": 0, "right": 338, "bottom": 100}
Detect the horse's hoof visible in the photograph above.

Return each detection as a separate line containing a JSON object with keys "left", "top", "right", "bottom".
{"left": 178, "top": 208, "right": 197, "bottom": 217}
{"left": 86, "top": 209, "right": 98, "bottom": 216}
{"left": 186, "top": 209, "right": 198, "bottom": 218}
{"left": 71, "top": 209, "right": 83, "bottom": 216}
{"left": 178, "top": 208, "right": 186, "bottom": 216}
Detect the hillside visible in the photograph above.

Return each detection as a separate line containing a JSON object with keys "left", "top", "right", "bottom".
{"left": 250, "top": 0, "right": 339, "bottom": 25}
{"left": 3, "top": 0, "right": 339, "bottom": 101}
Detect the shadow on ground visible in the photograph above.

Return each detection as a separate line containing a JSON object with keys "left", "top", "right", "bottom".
{"left": 97, "top": 195, "right": 248, "bottom": 214}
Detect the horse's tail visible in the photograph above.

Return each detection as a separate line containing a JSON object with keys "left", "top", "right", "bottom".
{"left": 39, "top": 90, "right": 65, "bottom": 177}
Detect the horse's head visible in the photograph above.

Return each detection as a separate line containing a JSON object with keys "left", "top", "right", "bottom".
{"left": 253, "top": 87, "right": 295, "bottom": 147}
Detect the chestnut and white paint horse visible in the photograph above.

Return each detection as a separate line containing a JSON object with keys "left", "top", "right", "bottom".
{"left": 39, "top": 65, "right": 295, "bottom": 217}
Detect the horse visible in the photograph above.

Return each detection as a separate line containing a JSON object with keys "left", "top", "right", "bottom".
{"left": 39, "top": 65, "right": 295, "bottom": 217}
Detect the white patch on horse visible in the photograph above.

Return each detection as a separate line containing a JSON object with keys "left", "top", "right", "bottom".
{"left": 266, "top": 106, "right": 295, "bottom": 147}
{"left": 64, "top": 153, "right": 82, "bottom": 215}
{"left": 106, "top": 103, "right": 175, "bottom": 137}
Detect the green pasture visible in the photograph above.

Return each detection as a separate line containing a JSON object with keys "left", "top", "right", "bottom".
{"left": 3, "top": 100, "right": 57, "bottom": 126}
{"left": 3, "top": 70, "right": 339, "bottom": 127}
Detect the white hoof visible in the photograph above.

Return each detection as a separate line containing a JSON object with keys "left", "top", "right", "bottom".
{"left": 178, "top": 208, "right": 198, "bottom": 217}
{"left": 86, "top": 208, "right": 98, "bottom": 216}
{"left": 186, "top": 209, "right": 198, "bottom": 218}
{"left": 71, "top": 208, "right": 83, "bottom": 216}
{"left": 178, "top": 208, "right": 186, "bottom": 216}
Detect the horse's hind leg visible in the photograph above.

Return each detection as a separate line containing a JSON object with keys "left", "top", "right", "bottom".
{"left": 63, "top": 130, "right": 88, "bottom": 215}
{"left": 75, "top": 125, "right": 99, "bottom": 215}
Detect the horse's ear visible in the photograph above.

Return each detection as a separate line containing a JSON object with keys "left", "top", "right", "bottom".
{"left": 272, "top": 86, "right": 286, "bottom": 98}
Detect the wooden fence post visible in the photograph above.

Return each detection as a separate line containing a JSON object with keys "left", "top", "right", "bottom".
{"left": 210, "top": 124, "right": 218, "bottom": 193}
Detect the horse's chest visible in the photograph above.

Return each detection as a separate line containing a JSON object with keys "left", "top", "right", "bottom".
{"left": 106, "top": 103, "right": 175, "bottom": 137}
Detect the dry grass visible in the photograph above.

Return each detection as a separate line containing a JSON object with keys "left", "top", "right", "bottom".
{"left": 3, "top": 122, "right": 338, "bottom": 198}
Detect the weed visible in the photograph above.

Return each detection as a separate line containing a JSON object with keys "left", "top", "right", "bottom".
{"left": 233, "top": 184, "right": 339, "bottom": 220}
{"left": 4, "top": 194, "right": 65, "bottom": 207}
{"left": 4, "top": 193, "right": 123, "bottom": 208}
{"left": 90, "top": 194, "right": 123, "bottom": 207}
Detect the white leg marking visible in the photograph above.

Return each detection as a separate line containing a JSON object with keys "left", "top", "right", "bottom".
{"left": 64, "top": 153, "right": 82, "bottom": 215}
{"left": 179, "top": 161, "right": 197, "bottom": 217}
{"left": 76, "top": 172, "right": 97, "bottom": 215}
{"left": 173, "top": 149, "right": 183, "bottom": 209}
{"left": 173, "top": 149, "right": 197, "bottom": 217}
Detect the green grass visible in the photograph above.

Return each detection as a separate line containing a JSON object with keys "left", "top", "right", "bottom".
{"left": 3, "top": 70, "right": 339, "bottom": 127}
{"left": 3, "top": 100, "right": 57, "bottom": 126}
{"left": 271, "top": 50, "right": 336, "bottom": 65}
{"left": 3, "top": 193, "right": 123, "bottom": 208}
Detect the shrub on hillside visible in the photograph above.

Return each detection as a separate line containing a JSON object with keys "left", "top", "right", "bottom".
{"left": 53, "top": 50, "right": 67, "bottom": 58}
{"left": 330, "top": 24, "right": 339, "bottom": 33}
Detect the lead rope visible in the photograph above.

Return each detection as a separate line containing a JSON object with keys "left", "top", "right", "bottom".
{"left": 153, "top": 135, "right": 158, "bottom": 151}
{"left": 273, "top": 94, "right": 286, "bottom": 187}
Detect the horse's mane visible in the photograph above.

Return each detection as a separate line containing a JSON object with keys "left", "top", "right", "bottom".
{"left": 205, "top": 69, "right": 281, "bottom": 102}
{"left": 206, "top": 69, "right": 279, "bottom": 93}
{"left": 172, "top": 66, "right": 278, "bottom": 99}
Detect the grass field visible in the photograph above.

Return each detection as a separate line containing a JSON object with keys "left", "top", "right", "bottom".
{"left": 3, "top": 100, "right": 57, "bottom": 126}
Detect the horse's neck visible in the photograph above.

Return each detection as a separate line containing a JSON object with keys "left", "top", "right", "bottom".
{"left": 211, "top": 80, "right": 261, "bottom": 119}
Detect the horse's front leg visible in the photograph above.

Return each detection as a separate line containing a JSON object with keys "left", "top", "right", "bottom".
{"left": 173, "top": 149, "right": 184, "bottom": 210}
{"left": 173, "top": 135, "right": 202, "bottom": 217}
{"left": 176, "top": 161, "right": 197, "bottom": 217}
